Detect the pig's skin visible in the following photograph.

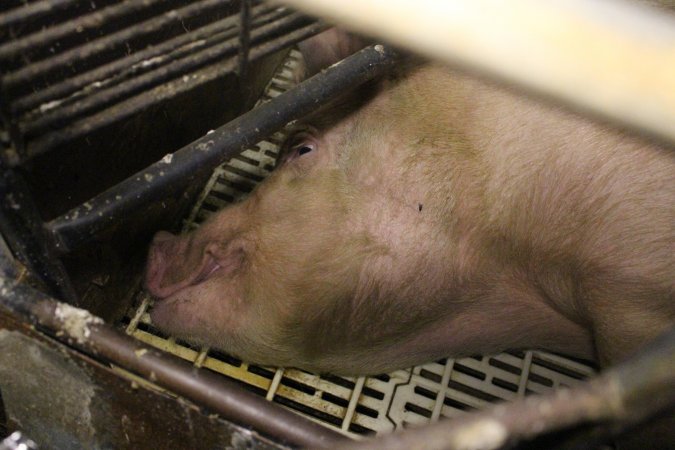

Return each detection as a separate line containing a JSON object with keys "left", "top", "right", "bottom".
{"left": 145, "top": 62, "right": 674, "bottom": 375}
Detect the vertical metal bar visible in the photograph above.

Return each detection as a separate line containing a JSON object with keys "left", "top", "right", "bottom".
{"left": 0, "top": 165, "right": 76, "bottom": 301}
{"left": 238, "top": 0, "right": 252, "bottom": 79}
{"left": 0, "top": 233, "right": 18, "bottom": 279}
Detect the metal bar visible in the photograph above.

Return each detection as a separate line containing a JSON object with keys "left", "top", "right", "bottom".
{"left": 46, "top": 43, "right": 395, "bottom": 253}
{"left": 0, "top": 0, "right": 78, "bottom": 29}
{"left": 10, "top": 3, "right": 282, "bottom": 115}
{"left": 0, "top": 0, "right": 170, "bottom": 61}
{"left": 0, "top": 233, "right": 18, "bottom": 279}
{"left": 276, "top": 0, "right": 675, "bottom": 144}
{"left": 0, "top": 279, "right": 347, "bottom": 449}
{"left": 0, "top": 167, "right": 76, "bottom": 301}
{"left": 25, "top": 19, "right": 326, "bottom": 160}
{"left": 19, "top": 10, "right": 306, "bottom": 139}
{"left": 238, "top": 0, "right": 252, "bottom": 78}
{"left": 2, "top": 0, "right": 235, "bottom": 91}
{"left": 333, "top": 328, "right": 675, "bottom": 450}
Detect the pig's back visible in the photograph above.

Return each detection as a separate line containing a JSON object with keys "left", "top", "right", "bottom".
{"left": 386, "top": 65, "right": 674, "bottom": 363}
{"left": 451, "top": 69, "right": 674, "bottom": 363}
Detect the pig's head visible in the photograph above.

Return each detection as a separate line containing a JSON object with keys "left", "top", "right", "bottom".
{"left": 145, "top": 32, "right": 480, "bottom": 374}
{"left": 144, "top": 98, "right": 452, "bottom": 373}
{"left": 145, "top": 120, "right": 387, "bottom": 362}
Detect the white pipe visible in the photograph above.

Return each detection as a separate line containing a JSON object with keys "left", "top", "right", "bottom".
{"left": 277, "top": 0, "right": 675, "bottom": 143}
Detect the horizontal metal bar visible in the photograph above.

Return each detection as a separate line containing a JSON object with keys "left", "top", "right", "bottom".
{"left": 2, "top": 0, "right": 234, "bottom": 91}
{"left": 10, "top": 3, "right": 282, "bottom": 115}
{"left": 0, "top": 0, "right": 78, "bottom": 29}
{"left": 19, "top": 10, "right": 305, "bottom": 139}
{"left": 46, "top": 43, "right": 396, "bottom": 253}
{"left": 0, "top": 279, "right": 346, "bottom": 448}
{"left": 277, "top": 0, "right": 675, "bottom": 144}
{"left": 24, "top": 18, "right": 326, "bottom": 160}
{"left": 0, "top": 0, "right": 170, "bottom": 61}
{"left": 335, "top": 327, "right": 675, "bottom": 450}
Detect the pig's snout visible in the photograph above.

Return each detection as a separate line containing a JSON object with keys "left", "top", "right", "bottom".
{"left": 145, "top": 231, "right": 187, "bottom": 299}
{"left": 145, "top": 230, "right": 249, "bottom": 300}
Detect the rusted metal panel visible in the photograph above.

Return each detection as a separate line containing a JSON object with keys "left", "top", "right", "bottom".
{"left": 0, "top": 279, "right": 347, "bottom": 448}
{"left": 0, "top": 310, "right": 289, "bottom": 450}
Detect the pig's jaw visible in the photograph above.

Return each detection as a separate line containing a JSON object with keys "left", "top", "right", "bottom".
{"left": 149, "top": 277, "right": 246, "bottom": 344}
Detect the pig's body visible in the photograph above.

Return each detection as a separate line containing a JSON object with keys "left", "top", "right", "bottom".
{"left": 145, "top": 60, "right": 674, "bottom": 375}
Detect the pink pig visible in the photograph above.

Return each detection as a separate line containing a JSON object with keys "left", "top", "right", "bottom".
{"left": 145, "top": 33, "right": 674, "bottom": 375}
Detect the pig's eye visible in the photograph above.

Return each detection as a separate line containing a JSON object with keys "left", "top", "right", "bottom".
{"left": 293, "top": 141, "right": 315, "bottom": 156}
{"left": 278, "top": 131, "right": 319, "bottom": 167}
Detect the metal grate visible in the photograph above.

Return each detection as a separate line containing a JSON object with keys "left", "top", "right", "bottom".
{"left": 0, "top": 0, "right": 320, "bottom": 164}
{"left": 122, "top": 48, "right": 596, "bottom": 438}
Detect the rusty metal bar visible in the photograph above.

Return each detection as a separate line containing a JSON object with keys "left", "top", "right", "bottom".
{"left": 46, "top": 43, "right": 396, "bottom": 253}
{"left": 2, "top": 0, "right": 235, "bottom": 91}
{"left": 19, "top": 10, "right": 308, "bottom": 139}
{"left": 10, "top": 3, "right": 282, "bottom": 115}
{"left": 276, "top": 0, "right": 675, "bottom": 144}
{"left": 331, "top": 328, "right": 675, "bottom": 450}
{"left": 0, "top": 279, "right": 346, "bottom": 448}
{"left": 22, "top": 19, "right": 325, "bottom": 157}
{"left": 0, "top": 0, "right": 171, "bottom": 61}
{"left": 238, "top": 0, "right": 253, "bottom": 78}
{"left": 0, "top": 167, "right": 76, "bottom": 302}
{"left": 24, "top": 18, "right": 325, "bottom": 159}
{"left": 0, "top": 0, "right": 78, "bottom": 29}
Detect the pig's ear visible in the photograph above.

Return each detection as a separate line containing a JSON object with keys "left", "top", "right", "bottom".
{"left": 299, "top": 28, "right": 370, "bottom": 76}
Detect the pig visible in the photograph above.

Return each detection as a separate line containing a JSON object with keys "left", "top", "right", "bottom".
{"left": 144, "top": 32, "right": 674, "bottom": 376}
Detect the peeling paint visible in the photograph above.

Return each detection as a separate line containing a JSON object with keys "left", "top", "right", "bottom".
{"left": 54, "top": 302, "right": 104, "bottom": 344}
{"left": 196, "top": 141, "right": 214, "bottom": 151}
{"left": 6, "top": 193, "right": 20, "bottom": 210}
{"left": 227, "top": 429, "right": 254, "bottom": 450}
{"left": 39, "top": 99, "right": 63, "bottom": 113}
